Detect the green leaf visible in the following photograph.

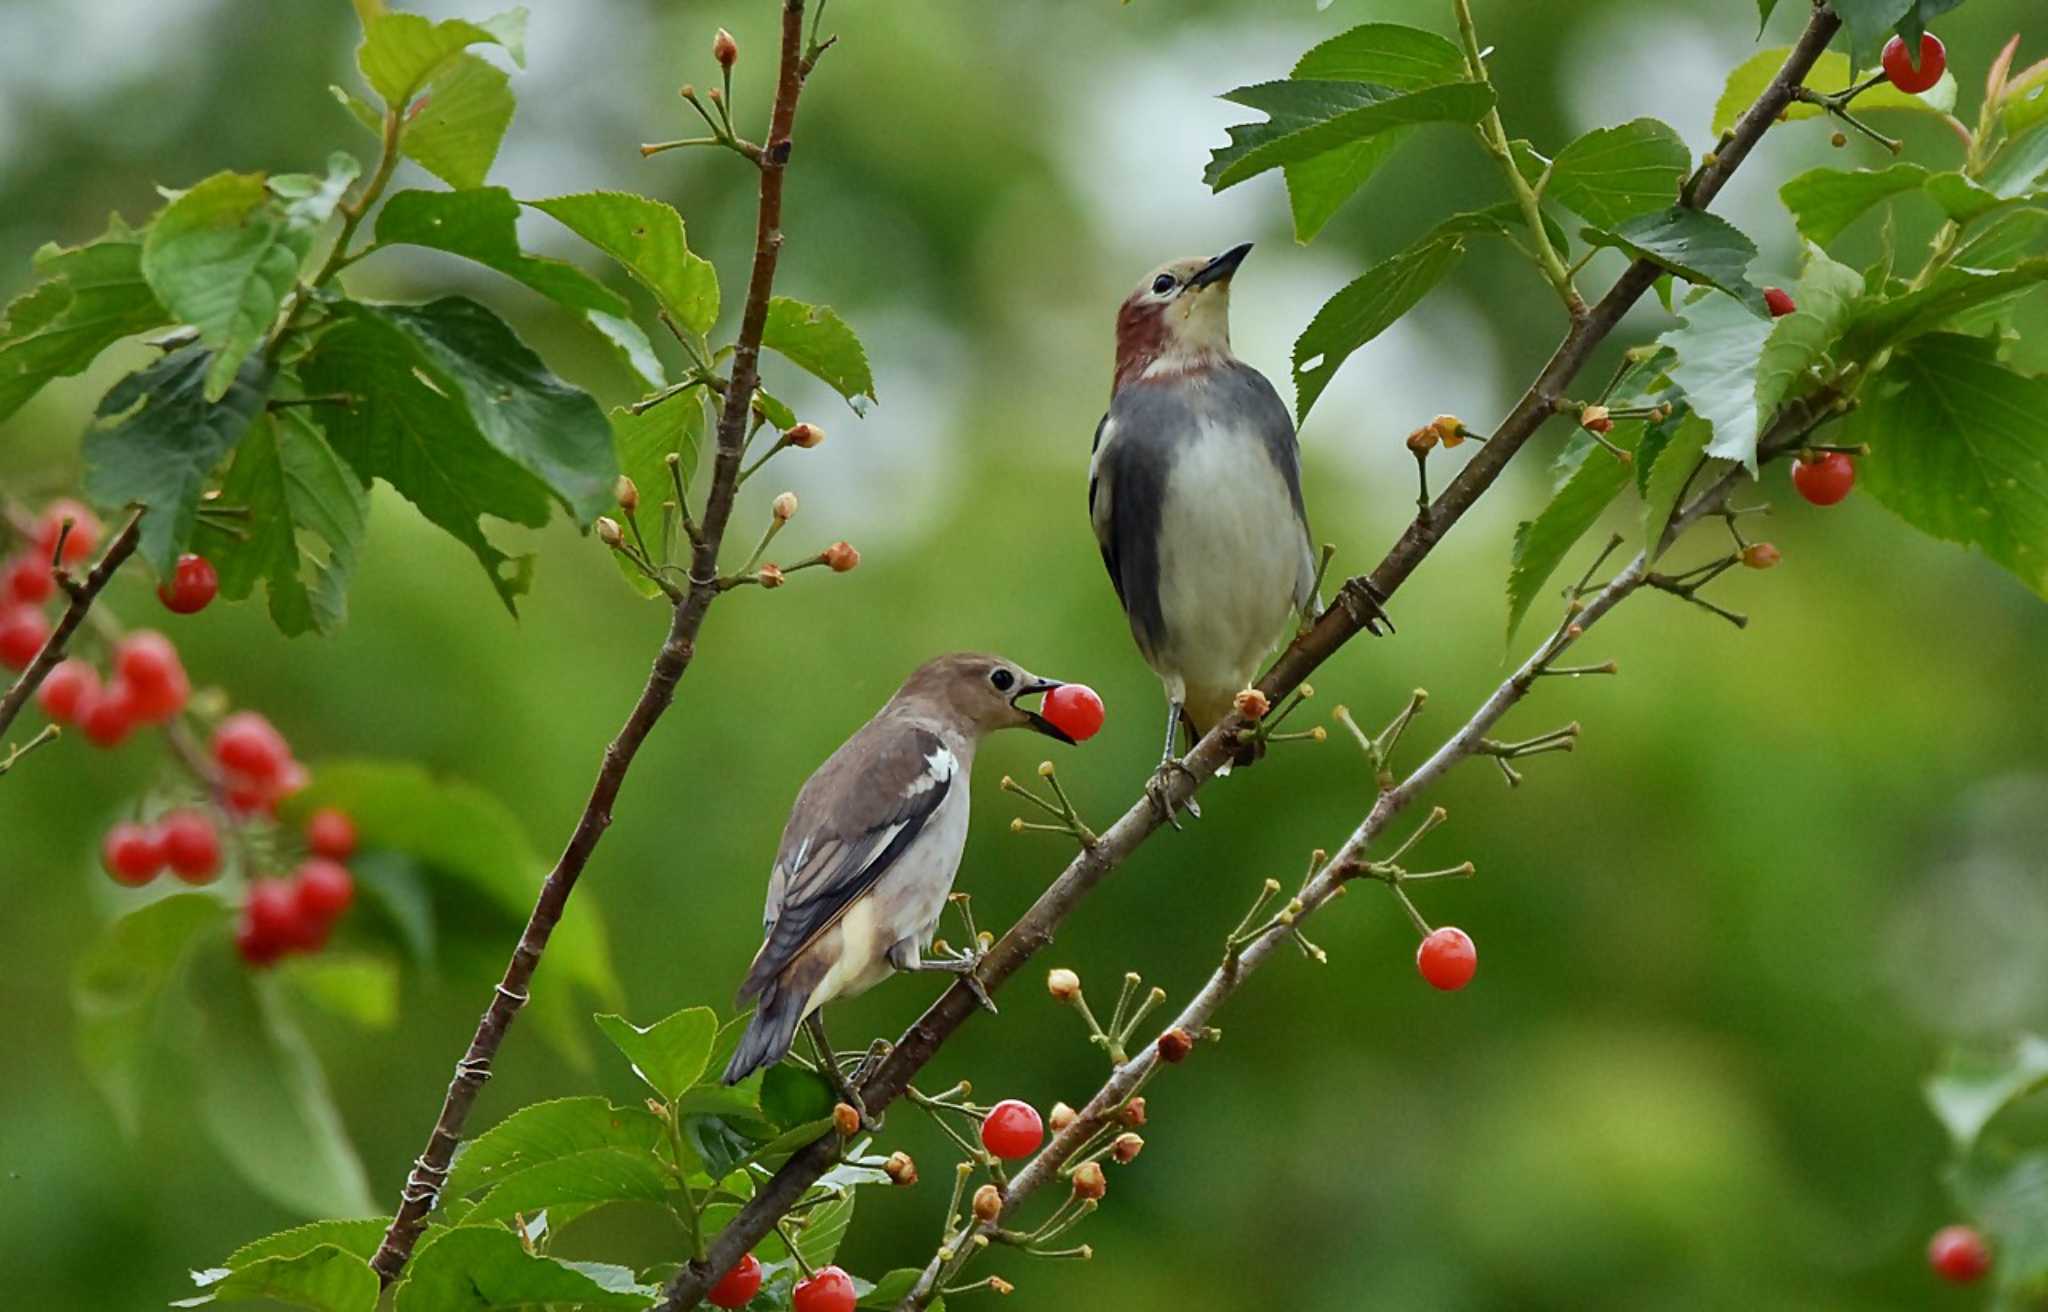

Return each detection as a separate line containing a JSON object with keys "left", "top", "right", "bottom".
{"left": 374, "top": 297, "right": 616, "bottom": 522}
{"left": 282, "top": 761, "right": 620, "bottom": 1014}
{"left": 1279, "top": 23, "right": 1468, "bottom": 241}
{"left": 1952, "top": 1150, "right": 2048, "bottom": 1306}
{"left": 444, "top": 1097, "right": 665, "bottom": 1202}
{"left": 373, "top": 188, "right": 627, "bottom": 316}
{"left": 610, "top": 391, "right": 706, "bottom": 598}
{"left": 72, "top": 892, "right": 223, "bottom": 1137}
{"left": 1837, "top": 258, "right": 2048, "bottom": 359}
{"left": 177, "top": 1246, "right": 378, "bottom": 1312}
{"left": 760, "top": 1063, "right": 835, "bottom": 1129}
{"left": 1849, "top": 333, "right": 2048, "bottom": 600}
{"left": 189, "top": 953, "right": 376, "bottom": 1218}
{"left": 296, "top": 303, "right": 551, "bottom": 612}
{"left": 1206, "top": 79, "right": 1495, "bottom": 192}
{"left": 1639, "top": 413, "right": 1714, "bottom": 551}
{"left": 1956, "top": 208, "right": 2048, "bottom": 269}
{"left": 81, "top": 344, "right": 273, "bottom": 575}
{"left": 1985, "top": 125, "right": 2048, "bottom": 199}
{"left": 1660, "top": 292, "right": 1773, "bottom": 470}
{"left": 860, "top": 1269, "right": 924, "bottom": 1308}
{"left": 226, "top": 1220, "right": 391, "bottom": 1268}
{"left": 529, "top": 192, "right": 719, "bottom": 336}
{"left": 1833, "top": 0, "right": 1915, "bottom": 66}
{"left": 1756, "top": 0, "right": 1781, "bottom": 29}
{"left": 1581, "top": 207, "right": 1760, "bottom": 308}
{"left": 594, "top": 1006, "right": 719, "bottom": 1100}
{"left": 1754, "top": 243, "right": 1865, "bottom": 423}
{"left": 269, "top": 152, "right": 363, "bottom": 235}
{"left": 357, "top": 8, "right": 525, "bottom": 107}
{"left": 1926, "top": 1036, "right": 2048, "bottom": 1152}
{"left": 141, "top": 172, "right": 310, "bottom": 401}
{"left": 1505, "top": 433, "right": 1638, "bottom": 644}
{"left": 466, "top": 1146, "right": 677, "bottom": 1223}
{"left": 1292, "top": 235, "right": 1463, "bottom": 422}
{"left": 1543, "top": 119, "right": 1690, "bottom": 227}
{"left": 761, "top": 297, "right": 876, "bottom": 409}
{"left": 793, "top": 1191, "right": 855, "bottom": 1270}
{"left": 1780, "top": 163, "right": 1931, "bottom": 245}
{"left": 280, "top": 952, "right": 399, "bottom": 1029}
{"left": 0, "top": 218, "right": 170, "bottom": 424}
{"left": 1508, "top": 138, "right": 1550, "bottom": 188}
{"left": 1425, "top": 202, "right": 1571, "bottom": 263}
{"left": 401, "top": 54, "right": 516, "bottom": 190}
{"left": 396, "top": 1225, "right": 657, "bottom": 1312}
{"left": 588, "top": 309, "right": 667, "bottom": 388}
{"left": 211, "top": 411, "right": 368, "bottom": 637}
{"left": 1712, "top": 47, "right": 1956, "bottom": 136}
{"left": 679, "top": 1115, "right": 758, "bottom": 1182}
{"left": 1921, "top": 173, "right": 2009, "bottom": 227}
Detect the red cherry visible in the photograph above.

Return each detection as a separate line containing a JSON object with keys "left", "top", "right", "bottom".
{"left": 234, "top": 907, "right": 285, "bottom": 968}
{"left": 159, "top": 809, "right": 222, "bottom": 883}
{"left": 792, "top": 1265, "right": 857, "bottom": 1312}
{"left": 293, "top": 858, "right": 355, "bottom": 924}
{"left": 213, "top": 711, "right": 290, "bottom": 781}
{"left": 1882, "top": 32, "right": 1947, "bottom": 95}
{"left": 3, "top": 552, "right": 54, "bottom": 606}
{"left": 1928, "top": 1224, "right": 1991, "bottom": 1284}
{"left": 79, "top": 681, "right": 138, "bottom": 748}
{"left": 1417, "top": 926, "right": 1478, "bottom": 991}
{"left": 705, "top": 1252, "right": 764, "bottom": 1309}
{"left": 1039, "top": 683, "right": 1105, "bottom": 743}
{"left": 0, "top": 605, "right": 50, "bottom": 669}
{"left": 246, "top": 879, "right": 316, "bottom": 953}
{"left": 114, "top": 631, "right": 190, "bottom": 722}
{"left": 306, "top": 807, "right": 357, "bottom": 860}
{"left": 36, "top": 658, "right": 99, "bottom": 724}
{"left": 980, "top": 1098, "right": 1045, "bottom": 1160}
{"left": 1764, "top": 286, "right": 1797, "bottom": 318}
{"left": 102, "top": 821, "right": 166, "bottom": 886}
{"left": 158, "top": 552, "right": 219, "bottom": 614}
{"left": 35, "top": 499, "right": 100, "bottom": 566}
{"left": 1792, "top": 451, "right": 1856, "bottom": 506}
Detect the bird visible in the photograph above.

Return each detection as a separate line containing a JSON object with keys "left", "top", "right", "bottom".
{"left": 1087, "top": 243, "right": 1362, "bottom": 808}
{"left": 722, "top": 652, "right": 1076, "bottom": 1098}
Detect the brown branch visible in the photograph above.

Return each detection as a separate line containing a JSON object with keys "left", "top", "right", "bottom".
{"left": 895, "top": 388, "right": 1850, "bottom": 1306}
{"left": 0, "top": 507, "right": 144, "bottom": 743}
{"left": 365, "top": 0, "right": 823, "bottom": 1285}
{"left": 654, "top": 6, "right": 1844, "bottom": 1306}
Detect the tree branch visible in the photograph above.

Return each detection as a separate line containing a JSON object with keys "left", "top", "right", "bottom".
{"left": 654, "top": 7, "right": 1844, "bottom": 1305}
{"left": 366, "top": 0, "right": 823, "bottom": 1285}
{"left": 0, "top": 507, "right": 144, "bottom": 744}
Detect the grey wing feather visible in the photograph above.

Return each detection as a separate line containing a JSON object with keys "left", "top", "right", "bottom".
{"left": 739, "top": 722, "right": 953, "bottom": 1002}
{"left": 1227, "top": 362, "right": 1321, "bottom": 617}
{"left": 1089, "top": 396, "right": 1174, "bottom": 659}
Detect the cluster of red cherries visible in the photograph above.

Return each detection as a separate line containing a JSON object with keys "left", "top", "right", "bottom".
{"left": 2, "top": 501, "right": 220, "bottom": 675}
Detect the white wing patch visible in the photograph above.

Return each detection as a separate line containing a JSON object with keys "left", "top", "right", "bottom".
{"left": 909, "top": 745, "right": 958, "bottom": 796}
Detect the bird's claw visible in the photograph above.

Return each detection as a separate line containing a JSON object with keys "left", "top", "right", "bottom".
{"left": 1146, "top": 760, "right": 1202, "bottom": 829}
{"left": 1351, "top": 578, "right": 1396, "bottom": 637}
{"left": 916, "top": 950, "right": 1000, "bottom": 1015}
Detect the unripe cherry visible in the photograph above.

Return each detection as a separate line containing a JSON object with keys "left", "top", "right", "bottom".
{"left": 713, "top": 27, "right": 739, "bottom": 68}
{"left": 758, "top": 563, "right": 786, "bottom": 588}
{"left": 1741, "top": 542, "right": 1781, "bottom": 570}
{"left": 1046, "top": 967, "right": 1081, "bottom": 1003}
{"left": 1112, "top": 1132, "right": 1144, "bottom": 1164}
{"left": 971, "top": 1182, "right": 1003, "bottom": 1223}
{"left": 1048, "top": 1101, "right": 1078, "bottom": 1133}
{"left": 1070, "top": 1160, "right": 1107, "bottom": 1201}
{"left": 823, "top": 541, "right": 860, "bottom": 573}
{"left": 771, "top": 491, "right": 799, "bottom": 523}
{"left": 883, "top": 1150, "right": 918, "bottom": 1186}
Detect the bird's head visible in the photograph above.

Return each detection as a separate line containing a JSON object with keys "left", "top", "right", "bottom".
{"left": 1113, "top": 242, "right": 1252, "bottom": 391}
{"left": 896, "top": 652, "right": 1076, "bottom": 743}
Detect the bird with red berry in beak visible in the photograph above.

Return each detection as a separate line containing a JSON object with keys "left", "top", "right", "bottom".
{"left": 1088, "top": 243, "right": 1379, "bottom": 819}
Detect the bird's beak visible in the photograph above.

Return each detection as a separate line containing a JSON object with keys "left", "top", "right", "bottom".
{"left": 1011, "top": 678, "right": 1075, "bottom": 744}
{"left": 1185, "top": 241, "right": 1253, "bottom": 291}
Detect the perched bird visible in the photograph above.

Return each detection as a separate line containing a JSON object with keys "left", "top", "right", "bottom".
{"left": 722, "top": 652, "right": 1076, "bottom": 1090}
{"left": 1088, "top": 244, "right": 1350, "bottom": 799}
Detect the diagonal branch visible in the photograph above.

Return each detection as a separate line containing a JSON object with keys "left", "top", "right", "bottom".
{"left": 655, "top": 4, "right": 1845, "bottom": 1307}
{"left": 0, "top": 506, "right": 144, "bottom": 744}
{"left": 366, "top": 0, "right": 824, "bottom": 1285}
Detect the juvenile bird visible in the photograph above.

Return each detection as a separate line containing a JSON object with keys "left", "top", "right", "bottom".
{"left": 1088, "top": 244, "right": 1363, "bottom": 807}
{"left": 722, "top": 652, "right": 1076, "bottom": 1094}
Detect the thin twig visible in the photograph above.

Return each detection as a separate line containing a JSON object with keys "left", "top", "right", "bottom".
{"left": 0, "top": 508, "right": 145, "bottom": 741}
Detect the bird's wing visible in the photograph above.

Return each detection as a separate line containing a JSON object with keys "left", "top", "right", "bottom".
{"left": 739, "top": 722, "right": 957, "bottom": 1001}
{"left": 1089, "top": 393, "right": 1176, "bottom": 658}
{"left": 1230, "top": 362, "right": 1322, "bottom": 618}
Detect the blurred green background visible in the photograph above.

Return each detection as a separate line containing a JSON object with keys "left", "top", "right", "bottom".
{"left": 5, "top": 1, "right": 2048, "bottom": 1307}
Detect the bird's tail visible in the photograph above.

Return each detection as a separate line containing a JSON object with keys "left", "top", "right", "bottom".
{"left": 722, "top": 978, "right": 807, "bottom": 1085}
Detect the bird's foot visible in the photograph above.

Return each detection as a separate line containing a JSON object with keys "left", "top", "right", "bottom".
{"left": 913, "top": 949, "right": 999, "bottom": 1015}
{"left": 1145, "top": 759, "right": 1202, "bottom": 829}
{"left": 806, "top": 1016, "right": 884, "bottom": 1132}
{"left": 1348, "top": 577, "right": 1396, "bottom": 637}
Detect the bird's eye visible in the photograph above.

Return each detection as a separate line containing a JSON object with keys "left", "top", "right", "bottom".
{"left": 989, "top": 668, "right": 1016, "bottom": 692}
{"left": 1151, "top": 274, "right": 1176, "bottom": 295}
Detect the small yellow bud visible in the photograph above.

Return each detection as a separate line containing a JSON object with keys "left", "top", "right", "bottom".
{"left": 1112, "top": 1132, "right": 1144, "bottom": 1164}
{"left": 1311, "top": 725, "right": 1327, "bottom": 743}
{"left": 972, "top": 1183, "right": 1004, "bottom": 1223}
{"left": 712, "top": 27, "right": 738, "bottom": 68}
{"left": 615, "top": 475, "right": 640, "bottom": 512}
{"left": 1070, "top": 1161, "right": 1107, "bottom": 1202}
{"left": 833, "top": 1103, "right": 860, "bottom": 1137}
{"left": 758, "top": 563, "right": 786, "bottom": 588}
{"left": 1741, "top": 542, "right": 1782, "bottom": 570}
{"left": 989, "top": 1276, "right": 1014, "bottom": 1295}
{"left": 1048, "top": 1100, "right": 1078, "bottom": 1133}
{"left": 772, "top": 491, "right": 799, "bottom": 523}
{"left": 595, "top": 516, "right": 623, "bottom": 547}
{"left": 1046, "top": 968, "right": 1081, "bottom": 1003}
{"left": 707, "top": 86, "right": 724, "bottom": 106}
{"left": 786, "top": 422, "right": 824, "bottom": 448}
{"left": 1432, "top": 414, "right": 1467, "bottom": 448}
{"left": 1120, "top": 1097, "right": 1146, "bottom": 1127}
{"left": 1009, "top": 817, "right": 1025, "bottom": 834}
{"left": 1405, "top": 425, "right": 1438, "bottom": 455}
{"left": 823, "top": 541, "right": 860, "bottom": 572}
{"left": 1233, "top": 688, "right": 1270, "bottom": 719}
{"left": 1037, "top": 760, "right": 1055, "bottom": 778}
{"left": 884, "top": 1151, "right": 918, "bottom": 1186}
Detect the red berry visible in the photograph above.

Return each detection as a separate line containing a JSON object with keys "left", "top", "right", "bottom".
{"left": 705, "top": 1252, "right": 763, "bottom": 1309}
{"left": 4, "top": 552, "right": 54, "bottom": 606}
{"left": 1792, "top": 451, "right": 1856, "bottom": 506}
{"left": 1039, "top": 683, "right": 1105, "bottom": 743}
{"left": 213, "top": 711, "right": 290, "bottom": 781}
{"left": 234, "top": 908, "right": 285, "bottom": 968}
{"left": 792, "top": 1265, "right": 857, "bottom": 1312}
{"left": 1417, "top": 926, "right": 1478, "bottom": 991}
{"left": 246, "top": 879, "right": 317, "bottom": 953}
{"left": 115, "top": 631, "right": 190, "bottom": 722}
{"left": 0, "top": 605, "right": 50, "bottom": 669}
{"left": 158, "top": 552, "right": 219, "bottom": 614}
{"left": 79, "top": 680, "right": 138, "bottom": 748}
{"left": 293, "top": 858, "right": 355, "bottom": 923}
{"left": 306, "top": 807, "right": 358, "bottom": 860}
{"left": 158, "top": 809, "right": 222, "bottom": 883}
{"left": 1882, "top": 32, "right": 1947, "bottom": 95}
{"left": 1928, "top": 1224, "right": 1991, "bottom": 1284}
{"left": 1764, "top": 286, "right": 1797, "bottom": 317}
{"left": 36, "top": 658, "right": 98, "bottom": 724}
{"left": 36, "top": 499, "right": 100, "bottom": 566}
{"left": 102, "top": 821, "right": 166, "bottom": 886}
{"left": 980, "top": 1098, "right": 1045, "bottom": 1160}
